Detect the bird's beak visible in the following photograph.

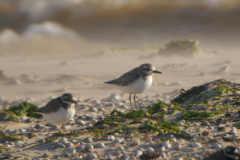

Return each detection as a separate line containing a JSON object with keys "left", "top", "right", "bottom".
{"left": 153, "top": 70, "right": 162, "bottom": 74}
{"left": 70, "top": 99, "right": 79, "bottom": 104}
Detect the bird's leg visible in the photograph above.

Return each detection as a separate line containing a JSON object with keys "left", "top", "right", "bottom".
{"left": 133, "top": 94, "right": 138, "bottom": 110}
{"left": 129, "top": 94, "right": 133, "bottom": 111}
{"left": 59, "top": 124, "right": 61, "bottom": 132}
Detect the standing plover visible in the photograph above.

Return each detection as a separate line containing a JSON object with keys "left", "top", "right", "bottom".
{"left": 35, "top": 93, "right": 78, "bottom": 132}
{"left": 104, "top": 63, "right": 162, "bottom": 110}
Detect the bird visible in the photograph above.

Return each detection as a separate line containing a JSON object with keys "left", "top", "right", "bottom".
{"left": 204, "top": 146, "right": 240, "bottom": 160}
{"left": 34, "top": 93, "right": 78, "bottom": 132}
{"left": 104, "top": 63, "right": 162, "bottom": 110}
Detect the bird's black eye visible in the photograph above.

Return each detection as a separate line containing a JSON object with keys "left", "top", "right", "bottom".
{"left": 145, "top": 68, "right": 152, "bottom": 71}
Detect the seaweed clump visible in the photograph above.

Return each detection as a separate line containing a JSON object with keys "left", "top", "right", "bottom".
{"left": 0, "top": 131, "right": 23, "bottom": 141}
{"left": 173, "top": 79, "right": 240, "bottom": 105}
{"left": 2, "top": 101, "right": 42, "bottom": 119}
{"left": 159, "top": 39, "right": 199, "bottom": 57}
{"left": 0, "top": 145, "right": 11, "bottom": 153}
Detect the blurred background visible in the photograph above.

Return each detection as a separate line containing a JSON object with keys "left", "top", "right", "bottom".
{"left": 1, "top": 0, "right": 240, "bottom": 57}
{"left": 0, "top": 0, "right": 240, "bottom": 100}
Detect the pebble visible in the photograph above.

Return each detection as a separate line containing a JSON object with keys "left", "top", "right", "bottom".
{"left": 26, "top": 132, "right": 38, "bottom": 139}
{"left": 45, "top": 122, "right": 54, "bottom": 126}
{"left": 130, "top": 141, "right": 139, "bottom": 146}
{"left": 146, "top": 147, "right": 154, "bottom": 153}
{"left": 201, "top": 131, "right": 210, "bottom": 137}
{"left": 159, "top": 146, "right": 165, "bottom": 152}
{"left": 77, "top": 145, "right": 85, "bottom": 150}
{"left": 55, "top": 143, "right": 65, "bottom": 148}
{"left": 108, "top": 135, "right": 115, "bottom": 141}
{"left": 65, "top": 142, "right": 75, "bottom": 148}
{"left": 162, "top": 141, "right": 171, "bottom": 149}
{"left": 211, "top": 143, "right": 221, "bottom": 149}
{"left": 115, "top": 146, "right": 124, "bottom": 151}
{"left": 86, "top": 153, "right": 97, "bottom": 159}
{"left": 38, "top": 139, "right": 46, "bottom": 143}
{"left": 228, "top": 127, "right": 238, "bottom": 135}
{"left": 134, "top": 150, "right": 143, "bottom": 157}
{"left": 105, "top": 103, "right": 114, "bottom": 107}
{"left": 94, "top": 142, "right": 105, "bottom": 148}
{"left": 34, "top": 123, "right": 45, "bottom": 129}
{"left": 173, "top": 143, "right": 181, "bottom": 150}
{"left": 85, "top": 144, "right": 94, "bottom": 150}
{"left": 84, "top": 137, "right": 93, "bottom": 143}
{"left": 19, "top": 128, "right": 26, "bottom": 134}
{"left": 201, "top": 121, "right": 210, "bottom": 126}
{"left": 191, "top": 142, "right": 202, "bottom": 148}
{"left": 119, "top": 104, "right": 129, "bottom": 109}
{"left": 106, "top": 155, "right": 113, "bottom": 160}
{"left": 88, "top": 106, "right": 97, "bottom": 112}
{"left": 110, "top": 93, "right": 120, "bottom": 101}
{"left": 59, "top": 137, "right": 68, "bottom": 144}
{"left": 77, "top": 120, "right": 85, "bottom": 125}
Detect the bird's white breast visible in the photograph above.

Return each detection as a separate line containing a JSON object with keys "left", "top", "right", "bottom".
{"left": 43, "top": 103, "right": 75, "bottom": 125}
{"left": 118, "top": 76, "right": 152, "bottom": 94}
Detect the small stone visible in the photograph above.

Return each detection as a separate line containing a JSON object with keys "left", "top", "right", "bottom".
{"left": 173, "top": 143, "right": 181, "bottom": 150}
{"left": 77, "top": 120, "right": 85, "bottom": 125}
{"left": 38, "top": 139, "right": 46, "bottom": 143}
{"left": 94, "top": 142, "right": 105, "bottom": 148}
{"left": 108, "top": 135, "right": 115, "bottom": 141}
{"left": 55, "top": 143, "right": 65, "bottom": 148}
{"left": 201, "top": 121, "right": 210, "bottom": 126}
{"left": 201, "top": 131, "right": 210, "bottom": 137}
{"left": 105, "top": 103, "right": 114, "bottom": 107}
{"left": 86, "top": 153, "right": 97, "bottom": 159}
{"left": 65, "top": 142, "right": 75, "bottom": 148}
{"left": 162, "top": 141, "right": 171, "bottom": 149}
{"left": 106, "top": 155, "right": 113, "bottom": 160}
{"left": 88, "top": 106, "right": 97, "bottom": 112}
{"left": 130, "top": 141, "right": 139, "bottom": 146}
{"left": 85, "top": 144, "right": 94, "bottom": 150}
{"left": 146, "top": 147, "right": 154, "bottom": 153}
{"left": 110, "top": 93, "right": 119, "bottom": 101}
{"left": 115, "top": 146, "right": 124, "bottom": 151}
{"left": 77, "top": 145, "right": 85, "bottom": 150}
{"left": 59, "top": 137, "right": 68, "bottom": 144}
{"left": 34, "top": 123, "right": 45, "bottom": 129}
{"left": 84, "top": 137, "right": 93, "bottom": 143}
{"left": 211, "top": 143, "right": 221, "bottom": 149}
{"left": 134, "top": 150, "right": 143, "bottom": 157}
{"left": 19, "top": 128, "right": 26, "bottom": 134}
{"left": 26, "top": 132, "right": 37, "bottom": 139}
{"left": 191, "top": 142, "right": 202, "bottom": 148}
{"left": 45, "top": 122, "right": 54, "bottom": 126}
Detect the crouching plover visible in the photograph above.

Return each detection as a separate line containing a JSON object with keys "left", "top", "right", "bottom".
{"left": 34, "top": 93, "right": 78, "bottom": 132}
{"left": 104, "top": 63, "right": 162, "bottom": 110}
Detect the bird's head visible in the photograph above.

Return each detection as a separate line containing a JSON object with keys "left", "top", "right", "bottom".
{"left": 61, "top": 93, "right": 78, "bottom": 104}
{"left": 140, "top": 63, "right": 162, "bottom": 76}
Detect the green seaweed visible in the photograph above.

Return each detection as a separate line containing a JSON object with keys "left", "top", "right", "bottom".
{"left": 138, "top": 119, "right": 189, "bottom": 135}
{"left": 214, "top": 85, "right": 237, "bottom": 96}
{"left": 0, "top": 70, "right": 5, "bottom": 77}
{"left": 0, "top": 145, "right": 11, "bottom": 153}
{"left": 0, "top": 131, "right": 23, "bottom": 141}
{"left": 147, "top": 100, "right": 166, "bottom": 114}
{"left": 177, "top": 110, "right": 213, "bottom": 120}
{"left": 159, "top": 39, "right": 199, "bottom": 57}
{"left": 3, "top": 101, "right": 42, "bottom": 118}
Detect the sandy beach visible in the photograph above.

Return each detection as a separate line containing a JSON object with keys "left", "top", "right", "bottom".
{"left": 0, "top": 0, "right": 240, "bottom": 159}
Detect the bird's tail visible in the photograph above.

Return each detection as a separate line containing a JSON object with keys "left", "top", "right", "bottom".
{"left": 104, "top": 79, "right": 117, "bottom": 84}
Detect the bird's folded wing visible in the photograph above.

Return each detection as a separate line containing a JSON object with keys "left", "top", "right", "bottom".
{"left": 34, "top": 98, "right": 62, "bottom": 113}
